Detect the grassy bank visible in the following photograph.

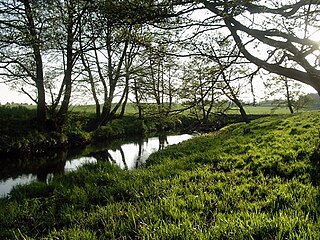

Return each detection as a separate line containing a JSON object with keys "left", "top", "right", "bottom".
{"left": 0, "top": 104, "right": 275, "bottom": 153}
{"left": 0, "top": 111, "right": 319, "bottom": 239}
{"left": 0, "top": 106, "right": 159, "bottom": 153}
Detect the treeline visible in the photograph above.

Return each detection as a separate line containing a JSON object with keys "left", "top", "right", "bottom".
{"left": 1, "top": 0, "right": 320, "bottom": 132}
{"left": 0, "top": 0, "right": 173, "bottom": 130}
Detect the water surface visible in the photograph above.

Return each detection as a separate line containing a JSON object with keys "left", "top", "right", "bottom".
{"left": 0, "top": 134, "right": 192, "bottom": 197}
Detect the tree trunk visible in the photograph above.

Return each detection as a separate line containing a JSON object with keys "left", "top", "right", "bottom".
{"left": 36, "top": 73, "right": 47, "bottom": 127}
{"left": 220, "top": 71, "right": 250, "bottom": 124}
{"left": 58, "top": 63, "right": 72, "bottom": 125}
{"left": 133, "top": 78, "right": 143, "bottom": 119}
{"left": 23, "top": 0, "right": 46, "bottom": 127}
{"left": 57, "top": 4, "right": 74, "bottom": 126}
{"left": 80, "top": 51, "right": 101, "bottom": 118}
{"left": 119, "top": 71, "right": 130, "bottom": 118}
{"left": 284, "top": 79, "right": 294, "bottom": 114}
{"left": 239, "top": 105, "right": 250, "bottom": 124}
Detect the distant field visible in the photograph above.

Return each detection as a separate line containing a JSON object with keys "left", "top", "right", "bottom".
{"left": 69, "top": 104, "right": 292, "bottom": 115}
{"left": 3, "top": 103, "right": 294, "bottom": 116}
{"left": 69, "top": 103, "right": 141, "bottom": 115}
{"left": 227, "top": 106, "right": 291, "bottom": 115}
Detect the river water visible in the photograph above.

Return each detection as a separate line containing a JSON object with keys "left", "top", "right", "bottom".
{"left": 0, "top": 134, "right": 192, "bottom": 197}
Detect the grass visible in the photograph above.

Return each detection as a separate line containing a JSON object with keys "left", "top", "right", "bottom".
{"left": 227, "top": 106, "right": 291, "bottom": 115}
{"left": 0, "top": 111, "right": 320, "bottom": 239}
{"left": 69, "top": 103, "right": 291, "bottom": 116}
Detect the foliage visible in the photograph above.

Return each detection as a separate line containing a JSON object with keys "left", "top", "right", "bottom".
{"left": 92, "top": 117, "right": 148, "bottom": 141}
{"left": 1, "top": 111, "right": 320, "bottom": 239}
{"left": 209, "top": 0, "right": 320, "bottom": 94}
{"left": 0, "top": 104, "right": 291, "bottom": 153}
{"left": 0, "top": 106, "right": 91, "bottom": 152}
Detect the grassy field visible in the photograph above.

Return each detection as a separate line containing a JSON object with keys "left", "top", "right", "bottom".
{"left": 228, "top": 106, "right": 292, "bottom": 115}
{"left": 0, "top": 110, "right": 319, "bottom": 239}
{"left": 2, "top": 102, "right": 292, "bottom": 116}
{"left": 69, "top": 103, "right": 291, "bottom": 115}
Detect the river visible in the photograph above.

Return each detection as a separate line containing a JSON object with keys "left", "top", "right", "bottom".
{"left": 0, "top": 133, "right": 192, "bottom": 197}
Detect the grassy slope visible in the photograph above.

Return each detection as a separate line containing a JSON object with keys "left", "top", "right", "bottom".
{"left": 1, "top": 111, "right": 320, "bottom": 239}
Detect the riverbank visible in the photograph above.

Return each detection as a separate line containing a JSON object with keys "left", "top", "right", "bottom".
{"left": 0, "top": 105, "right": 266, "bottom": 154}
{"left": 0, "top": 111, "right": 319, "bottom": 239}
{"left": 0, "top": 133, "right": 193, "bottom": 197}
{"left": 0, "top": 106, "right": 149, "bottom": 153}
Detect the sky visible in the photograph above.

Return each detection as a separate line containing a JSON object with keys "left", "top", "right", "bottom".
{"left": 0, "top": 79, "right": 318, "bottom": 105}
{"left": 0, "top": 83, "right": 34, "bottom": 105}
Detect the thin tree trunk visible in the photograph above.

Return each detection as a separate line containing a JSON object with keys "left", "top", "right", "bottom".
{"left": 79, "top": 51, "right": 101, "bottom": 118}
{"left": 133, "top": 78, "right": 143, "bottom": 119}
{"left": 284, "top": 79, "right": 294, "bottom": 114}
{"left": 221, "top": 72, "right": 250, "bottom": 123}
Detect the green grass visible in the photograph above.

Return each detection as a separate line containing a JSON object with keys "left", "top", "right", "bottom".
{"left": 69, "top": 103, "right": 292, "bottom": 116}
{"left": 1, "top": 111, "right": 320, "bottom": 239}
{"left": 69, "top": 103, "right": 138, "bottom": 115}
{"left": 227, "top": 106, "right": 291, "bottom": 115}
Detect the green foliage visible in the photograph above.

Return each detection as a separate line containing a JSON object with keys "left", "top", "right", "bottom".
{"left": 0, "top": 105, "right": 36, "bottom": 136}
{"left": 1, "top": 110, "right": 320, "bottom": 239}
{"left": 0, "top": 107, "right": 94, "bottom": 152}
{"left": 92, "top": 117, "right": 148, "bottom": 140}
{"left": 0, "top": 104, "right": 196, "bottom": 152}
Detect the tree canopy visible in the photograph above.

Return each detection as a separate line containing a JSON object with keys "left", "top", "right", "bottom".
{"left": 197, "top": 0, "right": 320, "bottom": 94}
{"left": 0, "top": 0, "right": 319, "bottom": 129}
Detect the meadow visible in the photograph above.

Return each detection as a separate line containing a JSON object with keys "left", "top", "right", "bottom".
{"left": 68, "top": 103, "right": 291, "bottom": 115}
{"left": 0, "top": 110, "right": 319, "bottom": 239}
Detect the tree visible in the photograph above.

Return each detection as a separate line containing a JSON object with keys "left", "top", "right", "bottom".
{"left": 0, "top": 0, "right": 93, "bottom": 129}
{"left": 134, "top": 44, "right": 181, "bottom": 131}
{"left": 0, "top": 0, "right": 50, "bottom": 126}
{"left": 79, "top": 19, "right": 137, "bottom": 128}
{"left": 293, "top": 94, "right": 313, "bottom": 112}
{"left": 199, "top": 0, "right": 320, "bottom": 95}
{"left": 180, "top": 57, "right": 222, "bottom": 123}
{"left": 1, "top": 0, "right": 169, "bottom": 130}
{"left": 217, "top": 68, "right": 250, "bottom": 123}
{"left": 264, "top": 75, "right": 307, "bottom": 114}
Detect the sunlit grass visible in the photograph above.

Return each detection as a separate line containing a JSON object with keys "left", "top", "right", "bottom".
{"left": 225, "top": 106, "right": 291, "bottom": 115}
{"left": 69, "top": 103, "right": 292, "bottom": 115}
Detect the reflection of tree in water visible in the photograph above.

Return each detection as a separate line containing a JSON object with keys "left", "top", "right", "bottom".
{"left": 159, "top": 134, "right": 168, "bottom": 151}
{"left": 1, "top": 134, "right": 191, "bottom": 196}
{"left": 36, "top": 150, "right": 68, "bottom": 182}
{"left": 90, "top": 146, "right": 128, "bottom": 169}
{"left": 91, "top": 150, "right": 116, "bottom": 164}
{"left": 119, "top": 147, "right": 128, "bottom": 170}
{"left": 135, "top": 139, "right": 144, "bottom": 168}
{"left": 0, "top": 149, "right": 68, "bottom": 183}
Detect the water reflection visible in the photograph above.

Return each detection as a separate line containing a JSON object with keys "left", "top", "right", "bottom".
{"left": 0, "top": 134, "right": 192, "bottom": 197}
{"left": 87, "top": 134, "right": 192, "bottom": 169}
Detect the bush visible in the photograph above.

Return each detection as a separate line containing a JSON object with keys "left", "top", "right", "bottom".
{"left": 93, "top": 117, "right": 148, "bottom": 140}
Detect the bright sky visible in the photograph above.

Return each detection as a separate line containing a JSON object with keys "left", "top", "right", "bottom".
{"left": 0, "top": 83, "right": 34, "bottom": 104}
{"left": 0, "top": 79, "right": 317, "bottom": 105}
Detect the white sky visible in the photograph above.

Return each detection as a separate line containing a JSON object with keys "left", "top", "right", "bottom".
{"left": 0, "top": 79, "right": 317, "bottom": 105}
{"left": 0, "top": 83, "right": 34, "bottom": 104}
